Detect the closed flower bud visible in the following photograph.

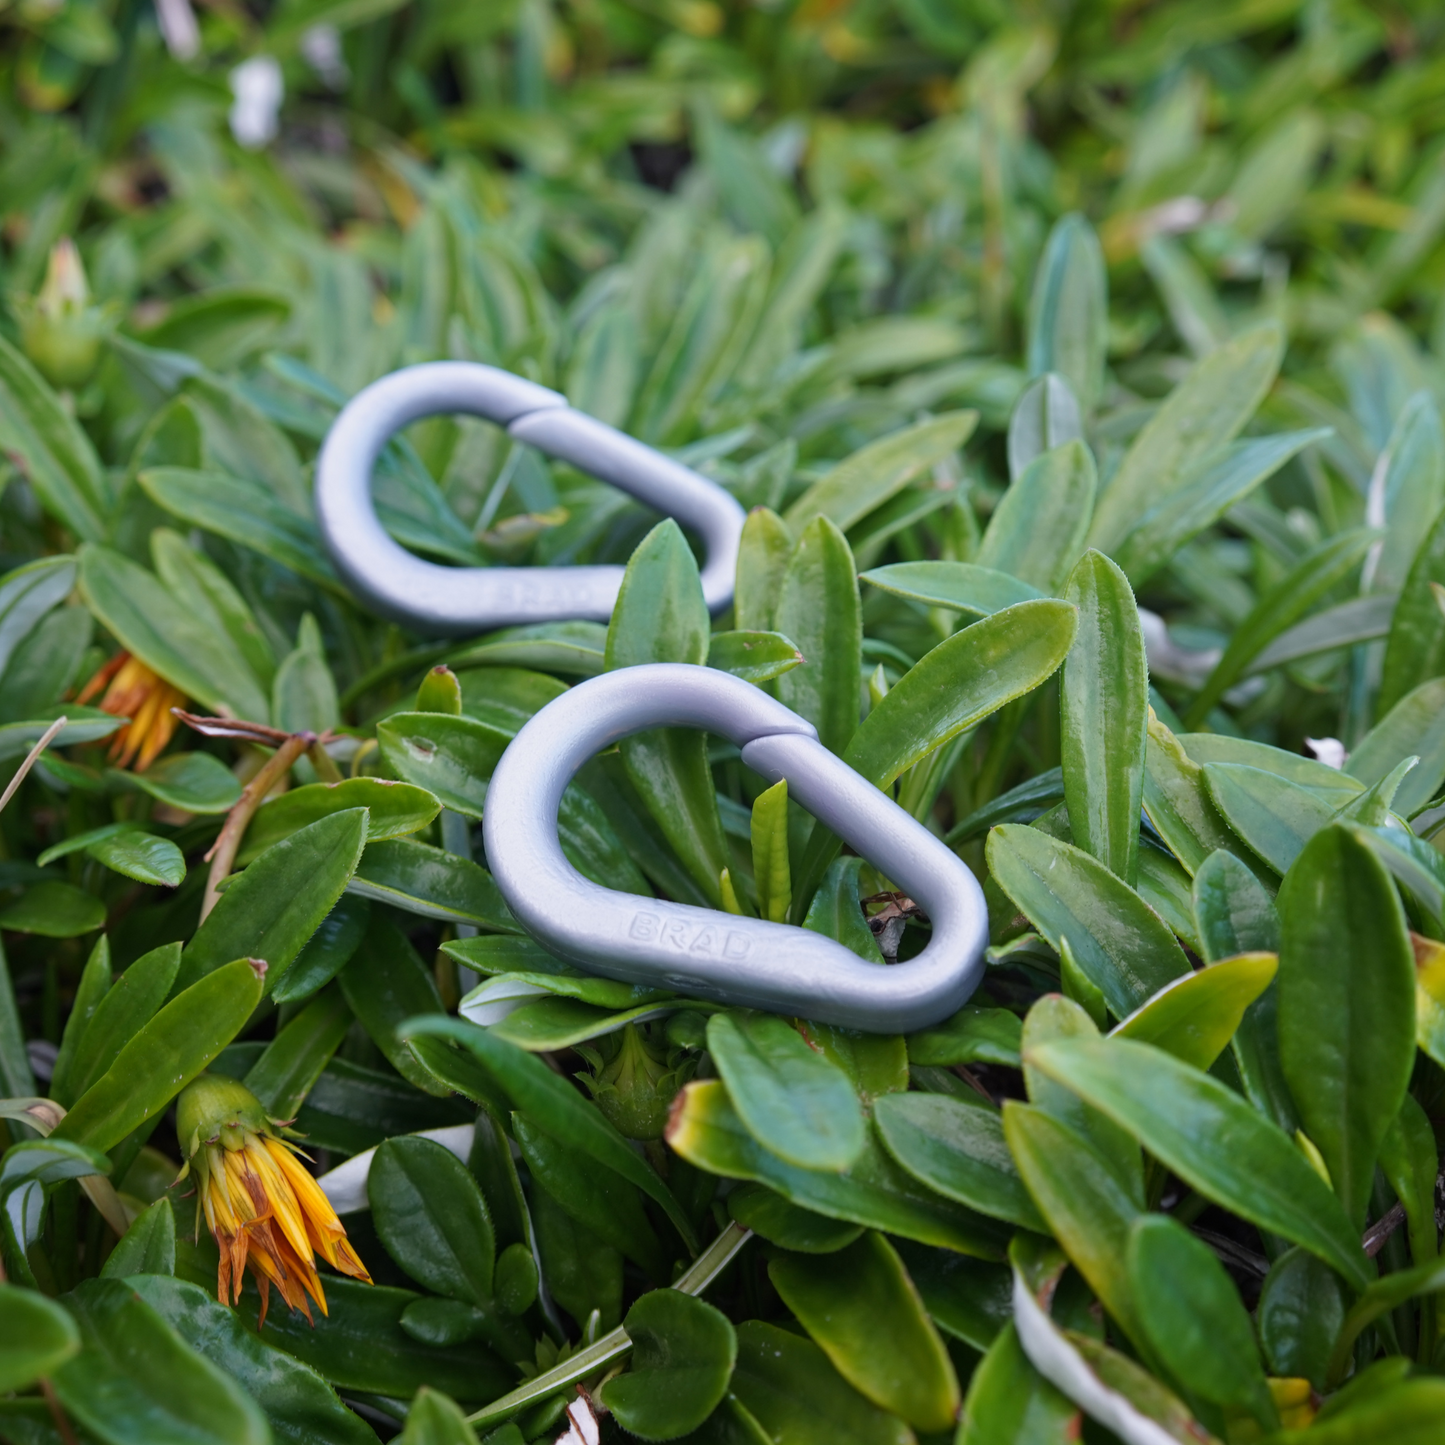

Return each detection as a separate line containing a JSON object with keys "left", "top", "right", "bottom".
{"left": 577, "top": 1022, "right": 693, "bottom": 1141}
{"left": 15, "top": 238, "right": 114, "bottom": 391}
{"left": 175, "top": 1072, "right": 371, "bottom": 1327}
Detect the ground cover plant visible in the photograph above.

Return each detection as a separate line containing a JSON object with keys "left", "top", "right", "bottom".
{"left": 4, "top": 1, "right": 1445, "bottom": 1442}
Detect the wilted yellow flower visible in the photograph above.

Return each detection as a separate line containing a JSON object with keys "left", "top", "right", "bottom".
{"left": 175, "top": 1074, "right": 371, "bottom": 1327}
{"left": 76, "top": 651, "right": 187, "bottom": 771}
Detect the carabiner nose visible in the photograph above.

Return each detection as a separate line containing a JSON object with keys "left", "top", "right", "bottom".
{"left": 315, "top": 362, "right": 745, "bottom": 636}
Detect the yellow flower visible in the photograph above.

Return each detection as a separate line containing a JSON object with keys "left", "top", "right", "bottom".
{"left": 76, "top": 651, "right": 188, "bottom": 771}
{"left": 175, "top": 1074, "right": 371, "bottom": 1327}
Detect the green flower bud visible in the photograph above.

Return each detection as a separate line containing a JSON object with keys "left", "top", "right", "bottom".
{"left": 578, "top": 1023, "right": 692, "bottom": 1141}
{"left": 175, "top": 1071, "right": 274, "bottom": 1163}
{"left": 15, "top": 238, "right": 115, "bottom": 390}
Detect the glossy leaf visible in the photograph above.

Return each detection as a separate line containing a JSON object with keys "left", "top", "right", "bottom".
{"left": 180, "top": 809, "right": 366, "bottom": 995}
{"left": 1005, "top": 373, "right": 1084, "bottom": 482}
{"left": 729, "top": 1320, "right": 912, "bottom": 1445}
{"left": 375, "top": 711, "right": 507, "bottom": 817}
{"left": 1202, "top": 762, "right": 1334, "bottom": 874}
{"left": 957, "top": 1323, "right": 1079, "bottom": 1445}
{"left": 1061, "top": 550, "right": 1147, "bottom": 883}
{"left": 1111, "top": 953, "right": 1276, "bottom": 1071}
{"left": 115, "top": 751, "right": 242, "bottom": 814}
{"left": 54, "top": 957, "right": 265, "bottom": 1155}
{"left": 749, "top": 778, "right": 790, "bottom": 924}
{"left": 1088, "top": 324, "right": 1283, "bottom": 555}
{"left": 64, "top": 942, "right": 181, "bottom": 1102}
{"left": 349, "top": 838, "right": 517, "bottom": 931}
{"left": 600, "top": 1290, "right": 737, "bottom": 1441}
{"left": 906, "top": 1004, "right": 1021, "bottom": 1068}
{"left": 86, "top": 830, "right": 186, "bottom": 888}
{"left": 707, "top": 1011, "right": 865, "bottom": 1172}
{"left": 0, "top": 880, "right": 105, "bottom": 937}
{"left": 726, "top": 1184, "right": 864, "bottom": 1253}
{"left": 1127, "top": 1213, "right": 1275, "bottom": 1427}
{"left": 875, "top": 1091, "right": 1045, "bottom": 1232}
{"left": 1025, "top": 1036, "right": 1372, "bottom": 1290}
{"left": 369, "top": 1135, "right": 496, "bottom": 1305}
{"left": 987, "top": 825, "right": 1189, "bottom": 1018}
{"left": 102, "top": 1198, "right": 176, "bottom": 1280}
{"left": 52, "top": 1277, "right": 270, "bottom": 1445}
{"left": 983, "top": 442, "right": 1096, "bottom": 594}
{"left": 243, "top": 985, "right": 350, "bottom": 1121}
{"left": 1277, "top": 825, "right": 1416, "bottom": 1227}
{"left": 1346, "top": 677, "right": 1445, "bottom": 816}
{"left": 774, "top": 516, "right": 862, "bottom": 757}
{"left": 733, "top": 507, "right": 793, "bottom": 634}
{"left": 861, "top": 560, "right": 1043, "bottom": 618}
{"left": 401, "top": 1015, "right": 697, "bottom": 1253}
{"left": 0, "top": 1282, "right": 80, "bottom": 1392}
{"left": 769, "top": 1231, "right": 958, "bottom": 1432}
{"left": 667, "top": 1079, "right": 1007, "bottom": 1256}
{"left": 707, "top": 630, "right": 802, "bottom": 685}
{"left": 785, "top": 411, "right": 976, "bottom": 533}
{"left": 240, "top": 779, "right": 439, "bottom": 864}
{"left": 1258, "top": 1247, "right": 1346, "bottom": 1391}
{"left": 1379, "top": 503, "right": 1445, "bottom": 713}
{"left": 607, "top": 519, "right": 728, "bottom": 905}
{"left": 1026, "top": 213, "right": 1107, "bottom": 413}
{"left": 846, "top": 599, "right": 1077, "bottom": 790}
{"left": 50, "top": 934, "right": 111, "bottom": 1106}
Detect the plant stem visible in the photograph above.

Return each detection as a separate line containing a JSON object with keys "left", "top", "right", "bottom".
{"left": 200, "top": 732, "right": 312, "bottom": 921}
{"left": 467, "top": 1222, "right": 753, "bottom": 1429}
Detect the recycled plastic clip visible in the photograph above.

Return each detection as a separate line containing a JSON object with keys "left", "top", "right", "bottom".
{"left": 485, "top": 664, "right": 989, "bottom": 1034}
{"left": 315, "top": 362, "right": 746, "bottom": 635}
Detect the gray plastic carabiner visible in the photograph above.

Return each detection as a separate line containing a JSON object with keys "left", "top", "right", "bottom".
{"left": 314, "top": 363, "right": 746, "bottom": 636}
{"left": 484, "top": 664, "right": 988, "bottom": 1033}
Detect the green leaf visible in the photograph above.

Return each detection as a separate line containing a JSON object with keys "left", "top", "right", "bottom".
{"left": 272, "top": 614, "right": 340, "bottom": 735}
{"left": 730, "top": 1320, "right": 912, "bottom": 1445}
{"left": 53, "top": 1277, "right": 270, "bottom": 1445}
{"left": 1183, "top": 528, "right": 1376, "bottom": 727}
{"left": 101, "top": 1199, "right": 176, "bottom": 1280}
{"left": 726, "top": 1184, "right": 863, "bottom": 1253}
{"left": 607, "top": 520, "right": 729, "bottom": 905}
{"left": 114, "top": 752, "right": 242, "bottom": 815}
{"left": 1141, "top": 714, "right": 1246, "bottom": 876}
{"left": 874, "top": 1092, "right": 1045, "bottom": 1232}
{"left": 1379, "top": 1092, "right": 1439, "bottom": 1268}
{"left": 1272, "top": 1378, "right": 1445, "bottom": 1444}
{"left": 1061, "top": 550, "right": 1147, "bottom": 884}
{"left": 774, "top": 517, "right": 862, "bottom": 756}
{"left": 0, "top": 1283, "right": 80, "bottom": 1392}
{"left": 1113, "top": 431, "right": 1331, "bottom": 587}
{"left": 242, "top": 984, "right": 350, "bottom": 1121}
{"left": 733, "top": 508, "right": 793, "bottom": 634}
{"left": 402, "top": 1016, "right": 698, "bottom": 1253}
{"left": 706, "top": 1011, "right": 865, "bottom": 1172}
{"left": 986, "top": 825, "right": 1189, "bottom": 1018}
{"left": 338, "top": 910, "right": 448, "bottom": 1096}
{"left": 76, "top": 544, "right": 265, "bottom": 720}
{"left": 1026, "top": 213, "right": 1107, "bottom": 413}
{"left": 769, "top": 1232, "right": 958, "bottom": 1432}
{"left": 349, "top": 839, "right": 517, "bottom": 931}
{"left": 0, "top": 556, "right": 78, "bottom": 681}
{"left": 750, "top": 778, "right": 791, "bottom": 924}
{"left": 369, "top": 1135, "right": 497, "bottom": 1305}
{"left": 130, "top": 1281, "right": 378, "bottom": 1445}
{"left": 63, "top": 942, "right": 181, "bottom": 1102}
{"left": 1127, "top": 1213, "right": 1275, "bottom": 1428}
{"left": 1202, "top": 762, "right": 1334, "bottom": 874}
{"left": 1005, "top": 374, "right": 1084, "bottom": 482}
{"left": 50, "top": 935, "right": 111, "bottom": 1106}
{"left": 1325, "top": 1254, "right": 1445, "bottom": 1388}
{"left": 0, "top": 1137, "right": 110, "bottom": 1192}
{"left": 1023, "top": 1036, "right": 1372, "bottom": 1290}
{"left": 983, "top": 441, "right": 1097, "bottom": 593}
{"left": 85, "top": 830, "right": 186, "bottom": 888}
{"left": 957, "top": 1323, "right": 1078, "bottom": 1445}
{"left": 515, "top": 1111, "right": 667, "bottom": 1280}
{"left": 1001, "top": 1102, "right": 1145, "bottom": 1346}
{"left": 0, "top": 707, "right": 122, "bottom": 762}
{"left": 399, "top": 1388, "right": 483, "bottom": 1445}
{"left": 600, "top": 1291, "right": 738, "bottom": 1441}
{"left": 1259, "top": 1245, "right": 1346, "bottom": 1389}
{"left": 139, "top": 468, "right": 339, "bottom": 589}
{"left": 0, "top": 880, "right": 105, "bottom": 937}
{"left": 860, "top": 561, "right": 1044, "bottom": 619}
{"left": 54, "top": 957, "right": 265, "bottom": 1155}
{"left": 906, "top": 1005, "right": 1021, "bottom": 1069}
{"left": 1087, "top": 324, "right": 1283, "bottom": 555}
{"left": 666, "top": 1079, "right": 1006, "bottom": 1257}
{"left": 1346, "top": 677, "right": 1445, "bottom": 817}
{"left": 180, "top": 809, "right": 368, "bottom": 995}
{"left": 1181, "top": 733, "right": 1364, "bottom": 802}
{"left": 1111, "top": 952, "right": 1277, "bottom": 1071}
{"left": 1379, "top": 503, "right": 1445, "bottom": 713}
{"left": 784, "top": 412, "right": 977, "bottom": 534}
{"left": 240, "top": 780, "right": 440, "bottom": 864}
{"left": 845, "top": 599, "right": 1077, "bottom": 790}
{"left": 1367, "top": 391, "right": 1445, "bottom": 598}
{"left": 802, "top": 856, "right": 883, "bottom": 962}
{"left": 271, "top": 896, "right": 369, "bottom": 1005}
{"left": 706, "top": 631, "right": 803, "bottom": 685}
{"left": 375, "top": 711, "right": 508, "bottom": 817}
{"left": 1277, "top": 825, "right": 1416, "bottom": 1228}
{"left": 0, "top": 333, "right": 108, "bottom": 541}
{"left": 253, "top": 1275, "right": 513, "bottom": 1406}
